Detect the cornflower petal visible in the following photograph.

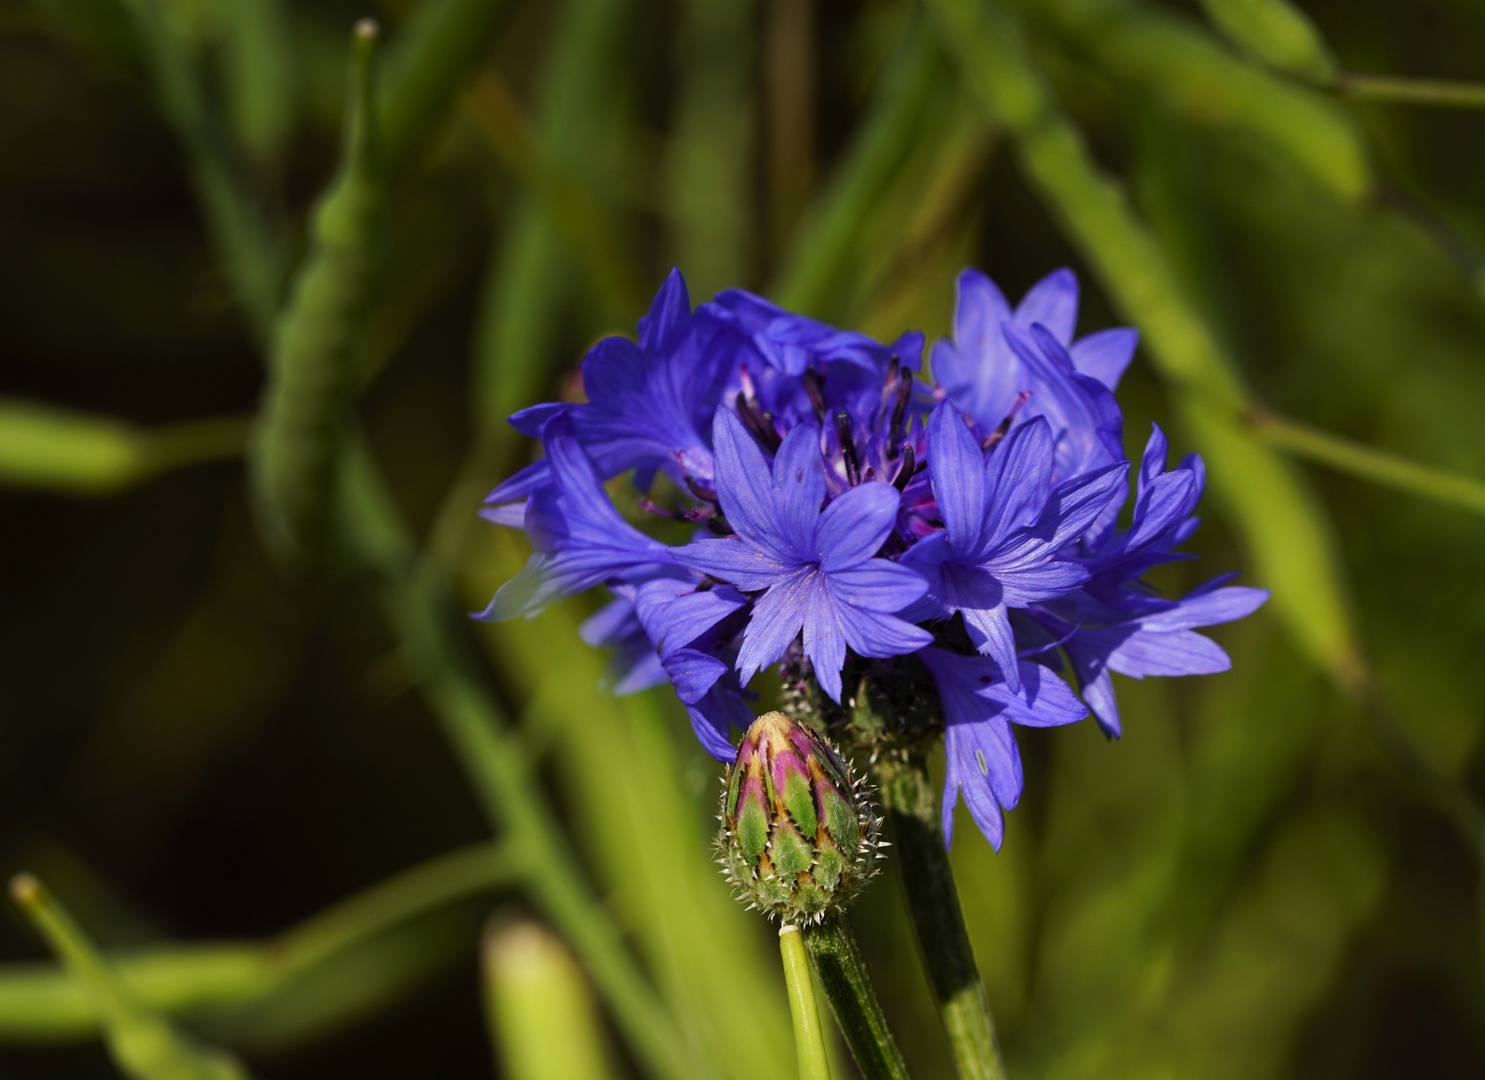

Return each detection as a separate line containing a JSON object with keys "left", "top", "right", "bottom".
{"left": 673, "top": 535, "right": 791, "bottom": 592}
{"left": 962, "top": 602, "right": 1019, "bottom": 683}
{"left": 933, "top": 269, "right": 1017, "bottom": 425}
{"left": 638, "top": 267, "right": 691, "bottom": 354}
{"left": 1015, "top": 267, "right": 1079, "bottom": 344}
{"left": 1136, "top": 586, "right": 1269, "bottom": 631}
{"left": 919, "top": 645, "right": 1086, "bottom": 848}
{"left": 827, "top": 560, "right": 931, "bottom": 615}
{"left": 1035, "top": 462, "right": 1130, "bottom": 549}
{"left": 771, "top": 422, "right": 827, "bottom": 555}
{"left": 1069, "top": 327, "right": 1138, "bottom": 391}
{"left": 944, "top": 721, "right": 1011, "bottom": 850}
{"left": 1109, "top": 630, "right": 1231, "bottom": 677}
{"left": 711, "top": 408, "right": 787, "bottom": 548}
{"left": 815, "top": 481, "right": 903, "bottom": 571}
{"left": 981, "top": 417, "right": 1055, "bottom": 547}
{"left": 634, "top": 579, "right": 748, "bottom": 652}
{"left": 735, "top": 569, "right": 814, "bottom": 685}
{"left": 926, "top": 402, "right": 988, "bottom": 553}
{"left": 479, "top": 417, "right": 674, "bottom": 620}
{"left": 995, "top": 560, "right": 1090, "bottom": 605}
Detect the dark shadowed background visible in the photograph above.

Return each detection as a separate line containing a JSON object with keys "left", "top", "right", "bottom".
{"left": 2, "top": 0, "right": 1485, "bottom": 1076}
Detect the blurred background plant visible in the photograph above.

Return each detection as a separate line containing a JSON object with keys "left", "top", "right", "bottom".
{"left": 1, "top": 0, "right": 1485, "bottom": 1076}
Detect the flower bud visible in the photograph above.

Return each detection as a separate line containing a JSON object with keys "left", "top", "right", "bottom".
{"left": 719, "top": 711, "right": 883, "bottom": 924}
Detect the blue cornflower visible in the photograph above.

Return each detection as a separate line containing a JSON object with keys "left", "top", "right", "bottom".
{"left": 480, "top": 266, "right": 1268, "bottom": 850}
{"left": 675, "top": 410, "right": 933, "bottom": 703}
{"left": 917, "top": 646, "right": 1087, "bottom": 849}
{"left": 903, "top": 402, "right": 1126, "bottom": 690}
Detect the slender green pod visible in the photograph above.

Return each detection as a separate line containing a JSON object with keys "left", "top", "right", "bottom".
{"left": 1196, "top": 0, "right": 1336, "bottom": 83}
{"left": 1023, "top": 0, "right": 1368, "bottom": 202}
{"left": 252, "top": 20, "right": 385, "bottom": 569}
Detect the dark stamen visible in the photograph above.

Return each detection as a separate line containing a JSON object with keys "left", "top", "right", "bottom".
{"left": 735, "top": 391, "right": 782, "bottom": 452}
{"left": 893, "top": 443, "right": 916, "bottom": 490}
{"left": 886, "top": 371, "right": 914, "bottom": 459}
{"left": 804, "top": 367, "right": 827, "bottom": 423}
{"left": 881, "top": 354, "right": 902, "bottom": 409}
{"left": 983, "top": 390, "right": 1032, "bottom": 451}
{"left": 681, "top": 467, "right": 718, "bottom": 505}
{"left": 834, "top": 410, "right": 860, "bottom": 486}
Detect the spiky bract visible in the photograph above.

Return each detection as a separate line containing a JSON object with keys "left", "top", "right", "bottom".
{"left": 718, "top": 711, "right": 883, "bottom": 925}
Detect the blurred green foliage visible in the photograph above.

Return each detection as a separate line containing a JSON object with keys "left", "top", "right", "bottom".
{"left": 2, "top": 0, "right": 1485, "bottom": 1077}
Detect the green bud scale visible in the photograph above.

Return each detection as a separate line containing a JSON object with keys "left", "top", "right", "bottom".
{"left": 719, "top": 711, "right": 884, "bottom": 925}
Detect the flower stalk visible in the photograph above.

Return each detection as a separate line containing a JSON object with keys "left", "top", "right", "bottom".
{"left": 874, "top": 752, "right": 1008, "bottom": 1080}
{"left": 801, "top": 916, "right": 912, "bottom": 1080}
{"left": 780, "top": 924, "right": 833, "bottom": 1080}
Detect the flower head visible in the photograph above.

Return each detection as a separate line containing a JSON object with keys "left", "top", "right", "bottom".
{"left": 480, "top": 268, "right": 1266, "bottom": 849}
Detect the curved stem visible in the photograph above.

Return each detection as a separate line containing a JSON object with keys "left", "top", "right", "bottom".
{"left": 1336, "top": 72, "right": 1485, "bottom": 110}
{"left": 780, "top": 926, "right": 832, "bottom": 1080}
{"left": 1247, "top": 408, "right": 1485, "bottom": 519}
{"left": 873, "top": 755, "right": 1007, "bottom": 1080}
{"left": 801, "top": 916, "right": 911, "bottom": 1080}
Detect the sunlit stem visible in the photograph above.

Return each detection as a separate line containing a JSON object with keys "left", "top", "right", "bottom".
{"left": 801, "top": 916, "right": 912, "bottom": 1080}
{"left": 780, "top": 925, "right": 832, "bottom": 1080}
{"left": 873, "top": 753, "right": 1008, "bottom": 1080}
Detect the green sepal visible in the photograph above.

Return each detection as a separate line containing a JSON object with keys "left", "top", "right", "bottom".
{"left": 738, "top": 791, "right": 769, "bottom": 865}
{"left": 770, "top": 822, "right": 812, "bottom": 878}
{"left": 784, "top": 767, "right": 819, "bottom": 837}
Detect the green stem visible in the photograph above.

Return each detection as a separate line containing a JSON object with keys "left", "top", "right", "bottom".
{"left": 337, "top": 448, "right": 698, "bottom": 1080}
{"left": 801, "top": 916, "right": 911, "bottom": 1080}
{"left": 873, "top": 755, "right": 1006, "bottom": 1080}
{"left": 780, "top": 926, "right": 832, "bottom": 1080}
{"left": 1336, "top": 72, "right": 1485, "bottom": 110}
{"left": 772, "top": 20, "right": 938, "bottom": 316}
{"left": 1248, "top": 408, "right": 1485, "bottom": 518}
{"left": 0, "top": 840, "right": 520, "bottom": 1040}
{"left": 11, "top": 875, "right": 255, "bottom": 1080}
